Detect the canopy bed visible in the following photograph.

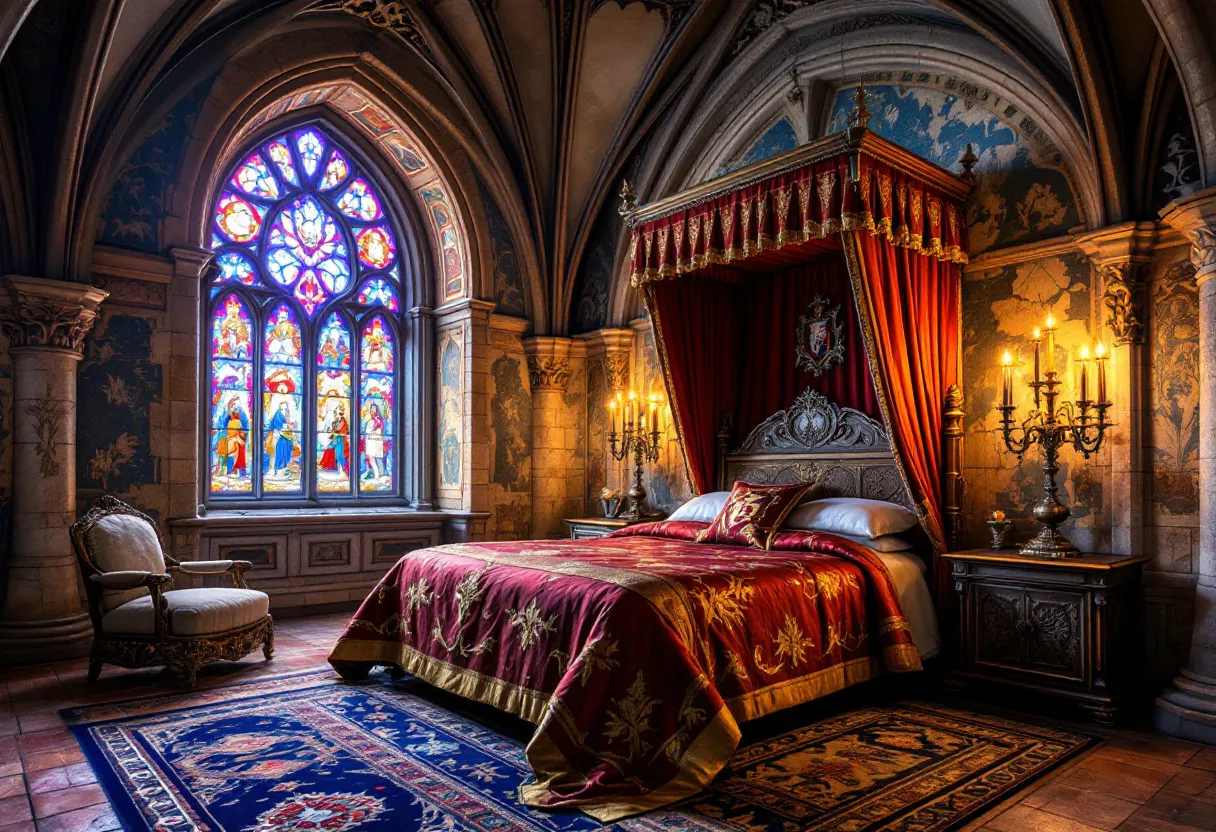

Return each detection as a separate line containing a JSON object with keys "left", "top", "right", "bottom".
{"left": 328, "top": 103, "right": 972, "bottom": 821}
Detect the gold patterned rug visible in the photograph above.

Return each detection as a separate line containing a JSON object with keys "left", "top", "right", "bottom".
{"left": 625, "top": 701, "right": 1095, "bottom": 832}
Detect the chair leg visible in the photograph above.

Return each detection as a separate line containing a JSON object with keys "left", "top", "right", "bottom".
{"left": 88, "top": 657, "right": 102, "bottom": 682}
{"left": 179, "top": 661, "right": 200, "bottom": 690}
{"left": 263, "top": 625, "right": 274, "bottom": 661}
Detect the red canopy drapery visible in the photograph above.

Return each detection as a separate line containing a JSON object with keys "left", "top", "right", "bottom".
{"left": 626, "top": 127, "right": 971, "bottom": 562}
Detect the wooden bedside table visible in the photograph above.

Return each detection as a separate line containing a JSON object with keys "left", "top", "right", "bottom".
{"left": 565, "top": 517, "right": 657, "bottom": 539}
{"left": 943, "top": 548, "right": 1149, "bottom": 724}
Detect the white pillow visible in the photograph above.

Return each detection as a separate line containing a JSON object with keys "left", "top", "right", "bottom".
{"left": 823, "top": 531, "right": 916, "bottom": 553}
{"left": 783, "top": 497, "right": 919, "bottom": 539}
{"left": 667, "top": 491, "right": 730, "bottom": 522}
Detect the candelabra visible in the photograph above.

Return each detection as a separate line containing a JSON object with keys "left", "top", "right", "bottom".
{"left": 997, "top": 315, "right": 1111, "bottom": 558}
{"left": 608, "top": 391, "right": 664, "bottom": 520}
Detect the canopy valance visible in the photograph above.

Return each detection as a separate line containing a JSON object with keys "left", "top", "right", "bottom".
{"left": 623, "top": 128, "right": 972, "bottom": 284}
{"left": 623, "top": 118, "right": 972, "bottom": 615}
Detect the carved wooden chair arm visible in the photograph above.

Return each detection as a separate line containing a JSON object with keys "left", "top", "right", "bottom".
{"left": 170, "top": 560, "right": 254, "bottom": 588}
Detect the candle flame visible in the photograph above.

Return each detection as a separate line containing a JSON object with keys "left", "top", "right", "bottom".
{"left": 628, "top": 389, "right": 637, "bottom": 400}
{"left": 609, "top": 399, "right": 616, "bottom": 410}
{"left": 1095, "top": 342, "right": 1106, "bottom": 358}
{"left": 1032, "top": 327, "right": 1041, "bottom": 340}
{"left": 1079, "top": 345, "right": 1090, "bottom": 360}
{"left": 1045, "top": 314, "right": 1056, "bottom": 330}
{"left": 1001, "top": 350, "right": 1013, "bottom": 366}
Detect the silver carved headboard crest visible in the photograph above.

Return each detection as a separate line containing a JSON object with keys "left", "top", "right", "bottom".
{"left": 720, "top": 389, "right": 912, "bottom": 509}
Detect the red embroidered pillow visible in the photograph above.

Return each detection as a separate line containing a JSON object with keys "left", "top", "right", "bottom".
{"left": 696, "top": 480, "right": 817, "bottom": 550}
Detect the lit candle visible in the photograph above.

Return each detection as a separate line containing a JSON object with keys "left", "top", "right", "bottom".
{"left": 1001, "top": 350, "right": 1014, "bottom": 408}
{"left": 609, "top": 398, "right": 618, "bottom": 435}
{"left": 1078, "top": 345, "right": 1090, "bottom": 403}
{"left": 1044, "top": 314, "right": 1056, "bottom": 375}
{"left": 1031, "top": 327, "right": 1041, "bottom": 384}
{"left": 1095, "top": 342, "right": 1107, "bottom": 405}
{"left": 627, "top": 389, "right": 637, "bottom": 429}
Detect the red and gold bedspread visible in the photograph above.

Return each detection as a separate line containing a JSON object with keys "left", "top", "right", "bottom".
{"left": 328, "top": 520, "right": 920, "bottom": 821}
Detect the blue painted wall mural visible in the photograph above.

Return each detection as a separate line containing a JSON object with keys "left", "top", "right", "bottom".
{"left": 97, "top": 77, "right": 215, "bottom": 254}
{"left": 77, "top": 314, "right": 162, "bottom": 496}
{"left": 827, "top": 78, "right": 1081, "bottom": 254}
{"left": 1153, "top": 92, "right": 1202, "bottom": 212}
{"left": 717, "top": 117, "right": 799, "bottom": 177}
{"left": 475, "top": 177, "right": 527, "bottom": 317}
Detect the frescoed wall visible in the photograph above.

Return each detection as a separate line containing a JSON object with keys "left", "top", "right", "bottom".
{"left": 77, "top": 313, "right": 163, "bottom": 499}
{"left": 476, "top": 177, "right": 528, "bottom": 317}
{"left": 716, "top": 117, "right": 798, "bottom": 177}
{"left": 960, "top": 252, "right": 1107, "bottom": 549}
{"left": 438, "top": 329, "right": 463, "bottom": 494}
{"left": 486, "top": 326, "right": 533, "bottom": 541}
{"left": 826, "top": 77, "right": 1082, "bottom": 254}
{"left": 97, "top": 77, "right": 215, "bottom": 254}
{"left": 634, "top": 318, "right": 692, "bottom": 512}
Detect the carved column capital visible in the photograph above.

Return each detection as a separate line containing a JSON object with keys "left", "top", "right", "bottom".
{"left": 576, "top": 329, "right": 634, "bottom": 392}
{"left": 0, "top": 276, "right": 108, "bottom": 354}
{"left": 523, "top": 336, "right": 573, "bottom": 392}
{"left": 1160, "top": 186, "right": 1216, "bottom": 286}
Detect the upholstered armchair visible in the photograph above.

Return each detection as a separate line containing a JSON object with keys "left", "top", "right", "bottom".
{"left": 70, "top": 496, "right": 273, "bottom": 687}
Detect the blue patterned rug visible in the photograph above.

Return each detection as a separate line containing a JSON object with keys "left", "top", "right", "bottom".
{"left": 66, "top": 670, "right": 1093, "bottom": 832}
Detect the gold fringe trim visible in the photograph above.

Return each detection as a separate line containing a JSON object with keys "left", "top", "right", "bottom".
{"left": 329, "top": 638, "right": 552, "bottom": 724}
{"left": 726, "top": 656, "right": 881, "bottom": 722}
{"left": 521, "top": 704, "right": 742, "bottom": 822}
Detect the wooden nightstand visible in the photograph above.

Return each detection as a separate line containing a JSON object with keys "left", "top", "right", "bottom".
{"left": 565, "top": 517, "right": 656, "bottom": 540}
{"left": 943, "top": 548, "right": 1149, "bottom": 724}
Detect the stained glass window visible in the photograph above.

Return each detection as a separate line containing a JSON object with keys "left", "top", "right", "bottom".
{"left": 206, "top": 123, "right": 404, "bottom": 501}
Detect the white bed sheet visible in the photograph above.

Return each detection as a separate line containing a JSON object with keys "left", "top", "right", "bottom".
{"left": 873, "top": 551, "right": 941, "bottom": 660}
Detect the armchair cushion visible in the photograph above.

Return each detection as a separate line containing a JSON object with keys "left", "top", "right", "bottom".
{"left": 101, "top": 588, "right": 269, "bottom": 636}
{"left": 87, "top": 513, "right": 167, "bottom": 612}
{"left": 172, "top": 560, "right": 235, "bottom": 574}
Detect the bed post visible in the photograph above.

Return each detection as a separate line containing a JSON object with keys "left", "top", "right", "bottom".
{"left": 943, "top": 384, "right": 965, "bottom": 550}
{"left": 716, "top": 411, "right": 733, "bottom": 492}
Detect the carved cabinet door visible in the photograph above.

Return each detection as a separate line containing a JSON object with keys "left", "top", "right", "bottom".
{"left": 1023, "top": 588, "right": 1085, "bottom": 682}
{"left": 972, "top": 583, "right": 1025, "bottom": 668}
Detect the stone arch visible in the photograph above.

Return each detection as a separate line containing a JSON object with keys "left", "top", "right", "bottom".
{"left": 604, "top": 3, "right": 1102, "bottom": 326}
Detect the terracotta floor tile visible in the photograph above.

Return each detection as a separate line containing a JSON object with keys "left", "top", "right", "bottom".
{"left": 17, "top": 752, "right": 83, "bottom": 777}
{"left": 29, "top": 787, "right": 106, "bottom": 821}
{"left": 23, "top": 767, "right": 94, "bottom": 800}
{"left": 1033, "top": 783, "right": 1141, "bottom": 830}
{"left": 1062, "top": 755, "right": 1179, "bottom": 803}
{"left": 32, "top": 803, "right": 119, "bottom": 832}
{"left": 1103, "top": 736, "right": 1203, "bottom": 768}
{"left": 1118, "top": 789, "right": 1216, "bottom": 831}
{"left": 1165, "top": 768, "right": 1216, "bottom": 797}
{"left": 0, "top": 720, "right": 17, "bottom": 738}
{"left": 1188, "top": 748, "right": 1216, "bottom": 772}
{"left": 983, "top": 804, "right": 1107, "bottom": 832}
{"left": 16, "top": 733, "right": 73, "bottom": 756}
{"left": 0, "top": 780, "right": 23, "bottom": 802}
{"left": 0, "top": 765, "right": 21, "bottom": 781}
{"left": 0, "top": 797, "right": 32, "bottom": 826}
{"left": 0, "top": 820, "right": 36, "bottom": 832}
{"left": 16, "top": 716, "right": 64, "bottom": 736}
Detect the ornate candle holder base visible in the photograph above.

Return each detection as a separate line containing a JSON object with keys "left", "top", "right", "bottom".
{"left": 1020, "top": 525, "right": 1081, "bottom": 559}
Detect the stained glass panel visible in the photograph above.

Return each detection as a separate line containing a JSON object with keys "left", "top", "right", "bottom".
{"left": 355, "top": 278, "right": 399, "bottom": 312}
{"left": 317, "top": 369, "right": 352, "bottom": 493}
{"left": 356, "top": 226, "right": 396, "bottom": 270}
{"left": 210, "top": 294, "right": 253, "bottom": 494}
{"left": 296, "top": 130, "right": 325, "bottom": 179}
{"left": 266, "top": 196, "right": 350, "bottom": 296}
{"left": 263, "top": 304, "right": 302, "bottom": 364}
{"left": 359, "top": 374, "right": 394, "bottom": 491}
{"left": 268, "top": 138, "right": 298, "bottom": 187}
{"left": 232, "top": 153, "right": 280, "bottom": 201}
{"left": 262, "top": 364, "right": 303, "bottom": 493}
{"left": 360, "top": 317, "right": 394, "bottom": 373}
{"left": 215, "top": 194, "right": 262, "bottom": 243}
{"left": 215, "top": 251, "right": 257, "bottom": 285}
{"left": 320, "top": 149, "right": 350, "bottom": 191}
{"left": 317, "top": 313, "right": 352, "bottom": 368}
{"left": 336, "top": 179, "right": 383, "bottom": 222}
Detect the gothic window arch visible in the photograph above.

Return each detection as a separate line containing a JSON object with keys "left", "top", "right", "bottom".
{"left": 206, "top": 122, "right": 409, "bottom": 503}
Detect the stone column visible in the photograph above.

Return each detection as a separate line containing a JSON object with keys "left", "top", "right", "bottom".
{"left": 0, "top": 276, "right": 107, "bottom": 663}
{"left": 1075, "top": 223, "right": 1155, "bottom": 556}
{"left": 1155, "top": 188, "right": 1216, "bottom": 741}
{"left": 524, "top": 336, "right": 574, "bottom": 538}
{"left": 578, "top": 329, "right": 634, "bottom": 513}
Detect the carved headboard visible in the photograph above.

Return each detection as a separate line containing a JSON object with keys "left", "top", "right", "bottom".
{"left": 717, "top": 389, "right": 913, "bottom": 510}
